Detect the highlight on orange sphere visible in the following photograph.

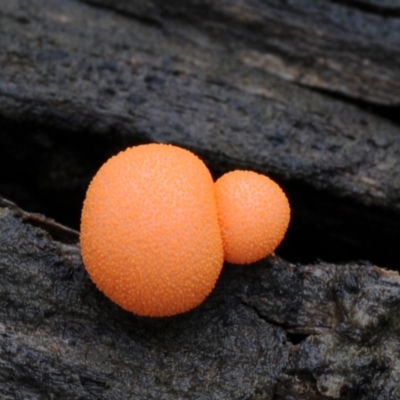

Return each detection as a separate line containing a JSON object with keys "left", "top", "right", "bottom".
{"left": 214, "top": 170, "right": 290, "bottom": 264}
{"left": 80, "top": 144, "right": 224, "bottom": 317}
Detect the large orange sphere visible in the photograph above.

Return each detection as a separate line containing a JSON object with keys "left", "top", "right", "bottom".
{"left": 214, "top": 170, "right": 290, "bottom": 264}
{"left": 80, "top": 144, "right": 223, "bottom": 317}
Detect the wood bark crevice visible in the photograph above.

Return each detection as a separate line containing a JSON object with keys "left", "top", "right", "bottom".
{"left": 1, "top": 0, "right": 400, "bottom": 398}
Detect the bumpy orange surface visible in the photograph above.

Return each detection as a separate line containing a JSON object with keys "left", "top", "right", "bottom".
{"left": 80, "top": 144, "right": 223, "bottom": 317}
{"left": 214, "top": 170, "right": 290, "bottom": 264}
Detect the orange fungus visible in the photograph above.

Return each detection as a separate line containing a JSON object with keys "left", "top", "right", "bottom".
{"left": 80, "top": 144, "right": 223, "bottom": 317}
{"left": 80, "top": 144, "right": 291, "bottom": 317}
{"left": 214, "top": 170, "right": 290, "bottom": 265}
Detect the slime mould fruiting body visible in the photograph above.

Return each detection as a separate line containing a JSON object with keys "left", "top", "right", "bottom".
{"left": 80, "top": 144, "right": 290, "bottom": 317}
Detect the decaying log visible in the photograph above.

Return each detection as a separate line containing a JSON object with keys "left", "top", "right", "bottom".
{"left": 1, "top": 0, "right": 400, "bottom": 398}
{"left": 80, "top": 0, "right": 400, "bottom": 106}
{"left": 1, "top": 0, "right": 400, "bottom": 210}
{"left": 1, "top": 200, "right": 400, "bottom": 399}
{"left": 0, "top": 0, "right": 399, "bottom": 268}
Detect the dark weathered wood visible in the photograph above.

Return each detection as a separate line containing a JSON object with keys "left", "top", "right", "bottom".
{"left": 1, "top": 0, "right": 400, "bottom": 398}
{"left": 242, "top": 261, "right": 400, "bottom": 400}
{"left": 81, "top": 0, "right": 400, "bottom": 106}
{"left": 1, "top": 0, "right": 399, "bottom": 269}
{"left": 1, "top": 0, "right": 400, "bottom": 211}
{"left": 0, "top": 202, "right": 288, "bottom": 399}
{"left": 1, "top": 201, "right": 400, "bottom": 399}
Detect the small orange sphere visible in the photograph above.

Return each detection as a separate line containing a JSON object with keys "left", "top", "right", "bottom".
{"left": 80, "top": 144, "right": 223, "bottom": 317}
{"left": 214, "top": 170, "right": 290, "bottom": 264}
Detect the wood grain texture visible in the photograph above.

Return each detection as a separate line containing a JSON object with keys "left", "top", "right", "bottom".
{"left": 81, "top": 0, "right": 400, "bottom": 105}
{"left": 1, "top": 200, "right": 400, "bottom": 399}
{"left": 1, "top": 0, "right": 400, "bottom": 398}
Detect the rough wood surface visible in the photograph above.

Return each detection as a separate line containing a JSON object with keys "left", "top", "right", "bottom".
{"left": 1, "top": 199, "right": 400, "bottom": 400}
{"left": 1, "top": 0, "right": 400, "bottom": 399}
{"left": 1, "top": 0, "right": 400, "bottom": 269}
{"left": 80, "top": 0, "right": 400, "bottom": 106}
{"left": 1, "top": 0, "right": 399, "bottom": 212}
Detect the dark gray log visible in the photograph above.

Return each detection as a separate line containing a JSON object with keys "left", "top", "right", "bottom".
{"left": 1, "top": 0, "right": 400, "bottom": 398}
{"left": 0, "top": 200, "right": 288, "bottom": 399}
{"left": 1, "top": 0, "right": 399, "bottom": 211}
{"left": 1, "top": 0, "right": 400, "bottom": 269}
{"left": 80, "top": 0, "right": 400, "bottom": 106}
{"left": 1, "top": 199, "right": 400, "bottom": 399}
